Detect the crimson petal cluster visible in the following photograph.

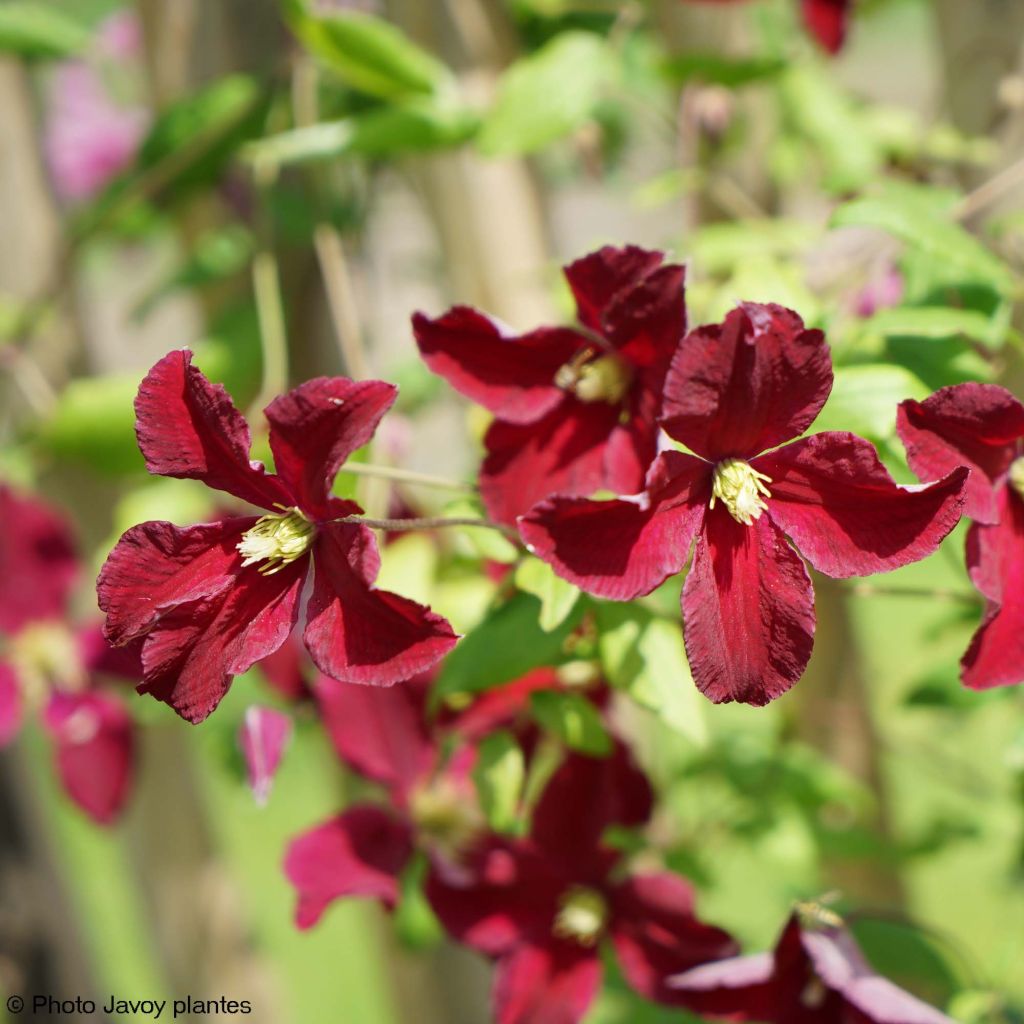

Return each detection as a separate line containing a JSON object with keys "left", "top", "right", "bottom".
{"left": 414, "top": 245, "right": 687, "bottom": 524}
{"left": 898, "top": 382, "right": 1024, "bottom": 690}
{"left": 97, "top": 350, "right": 457, "bottom": 723}
{"left": 522, "top": 303, "right": 968, "bottom": 705}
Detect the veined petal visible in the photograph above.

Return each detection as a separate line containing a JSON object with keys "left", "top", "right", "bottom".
{"left": 520, "top": 451, "right": 710, "bottom": 600}
{"left": 43, "top": 691, "right": 134, "bottom": 825}
{"left": 564, "top": 245, "right": 666, "bottom": 334}
{"left": 314, "top": 672, "right": 435, "bottom": 799}
{"left": 265, "top": 378, "right": 396, "bottom": 518}
{"left": 134, "top": 350, "right": 291, "bottom": 509}
{"left": 413, "top": 307, "right": 586, "bottom": 424}
{"left": 482, "top": 402, "right": 655, "bottom": 526}
{"left": 0, "top": 661, "right": 24, "bottom": 747}
{"left": 683, "top": 508, "right": 815, "bottom": 705}
{"left": 802, "top": 0, "right": 852, "bottom": 53}
{"left": 661, "top": 304, "right": 831, "bottom": 461}
{"left": 303, "top": 523, "right": 457, "bottom": 687}
{"left": 897, "top": 383, "right": 1024, "bottom": 523}
{"left": 284, "top": 807, "right": 414, "bottom": 928}
{"left": 758, "top": 433, "right": 967, "bottom": 578}
{"left": 98, "top": 518, "right": 254, "bottom": 647}
{"left": 0, "top": 485, "right": 78, "bottom": 634}
{"left": 962, "top": 493, "right": 1024, "bottom": 690}
{"left": 609, "top": 873, "right": 738, "bottom": 1005}
{"left": 492, "top": 942, "right": 602, "bottom": 1024}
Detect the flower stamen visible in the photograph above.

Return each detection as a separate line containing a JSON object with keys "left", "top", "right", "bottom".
{"left": 555, "top": 352, "right": 632, "bottom": 405}
{"left": 710, "top": 459, "right": 772, "bottom": 526}
{"left": 552, "top": 886, "right": 608, "bottom": 946}
{"left": 237, "top": 507, "right": 315, "bottom": 575}
{"left": 1009, "top": 456, "right": 1024, "bottom": 501}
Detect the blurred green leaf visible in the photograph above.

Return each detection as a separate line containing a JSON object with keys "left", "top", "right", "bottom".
{"left": 432, "top": 591, "right": 583, "bottom": 705}
{"left": 393, "top": 853, "right": 443, "bottom": 949}
{"left": 283, "top": 0, "right": 449, "bottom": 99}
{"left": 477, "top": 31, "right": 613, "bottom": 156}
{"left": 688, "top": 219, "right": 817, "bottom": 275}
{"left": 862, "top": 305, "right": 1007, "bottom": 351}
{"left": 832, "top": 183, "right": 1015, "bottom": 296}
{"left": 444, "top": 496, "right": 519, "bottom": 563}
{"left": 244, "top": 100, "right": 478, "bottom": 168}
{"left": 662, "top": 52, "right": 785, "bottom": 87}
{"left": 814, "top": 364, "right": 928, "bottom": 441}
{"left": 473, "top": 730, "right": 526, "bottom": 832}
{"left": 514, "top": 557, "right": 580, "bottom": 632}
{"left": 530, "top": 689, "right": 612, "bottom": 755}
{"left": 0, "top": 3, "right": 89, "bottom": 59}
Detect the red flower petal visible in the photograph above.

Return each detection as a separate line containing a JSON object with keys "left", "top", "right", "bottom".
{"left": 303, "top": 523, "right": 457, "bottom": 686}
{"left": 134, "top": 350, "right": 291, "bottom": 510}
{"left": 683, "top": 508, "right": 815, "bottom": 705}
{"left": 531, "top": 744, "right": 653, "bottom": 876}
{"left": 446, "top": 668, "right": 563, "bottom": 742}
{"left": 896, "top": 383, "right": 1024, "bottom": 523}
{"left": 492, "top": 942, "right": 602, "bottom": 1024}
{"left": 563, "top": 245, "right": 666, "bottom": 334}
{"left": 426, "top": 841, "right": 561, "bottom": 956}
{"left": 758, "top": 433, "right": 967, "bottom": 578}
{"left": 609, "top": 873, "right": 738, "bottom": 1004}
{"left": 482, "top": 402, "right": 655, "bottom": 525}
{"left": 239, "top": 705, "right": 292, "bottom": 805}
{"left": 667, "top": 950, "right": 778, "bottom": 1017}
{"left": 265, "top": 378, "right": 396, "bottom": 519}
{"left": 802, "top": 0, "right": 852, "bottom": 54}
{"left": 78, "top": 624, "right": 143, "bottom": 681}
{"left": 601, "top": 263, "right": 687, "bottom": 375}
{"left": 314, "top": 672, "right": 435, "bottom": 799}
{"left": 284, "top": 807, "right": 414, "bottom": 928}
{"left": 43, "top": 691, "right": 134, "bottom": 825}
{"left": 520, "top": 451, "right": 710, "bottom": 599}
{"left": 962, "top": 494, "right": 1024, "bottom": 690}
{"left": 0, "top": 661, "right": 24, "bottom": 747}
{"left": 661, "top": 304, "right": 831, "bottom": 462}
{"left": 256, "top": 636, "right": 311, "bottom": 701}
{"left": 99, "top": 518, "right": 306, "bottom": 722}
{"left": 0, "top": 485, "right": 78, "bottom": 634}
{"left": 413, "top": 307, "right": 586, "bottom": 425}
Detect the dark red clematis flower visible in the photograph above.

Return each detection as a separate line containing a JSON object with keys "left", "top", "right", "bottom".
{"left": 681, "top": 0, "right": 853, "bottom": 54}
{"left": 669, "top": 909, "right": 954, "bottom": 1023}
{"left": 898, "top": 383, "right": 1024, "bottom": 691}
{"left": 522, "top": 304, "right": 968, "bottom": 705}
{"left": 425, "top": 748, "right": 736, "bottom": 1024}
{"left": 0, "top": 485, "right": 138, "bottom": 825}
{"left": 97, "top": 350, "right": 457, "bottom": 723}
{"left": 413, "top": 245, "right": 687, "bottom": 524}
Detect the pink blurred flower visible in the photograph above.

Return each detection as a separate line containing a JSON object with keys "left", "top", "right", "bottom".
{"left": 44, "top": 62, "right": 148, "bottom": 203}
{"left": 853, "top": 265, "right": 904, "bottom": 319}
{"left": 95, "top": 9, "right": 143, "bottom": 61}
{"left": 239, "top": 705, "right": 293, "bottom": 806}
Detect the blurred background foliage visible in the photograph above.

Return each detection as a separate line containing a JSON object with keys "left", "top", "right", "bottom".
{"left": 1, "top": 0, "right": 1023, "bottom": 1021}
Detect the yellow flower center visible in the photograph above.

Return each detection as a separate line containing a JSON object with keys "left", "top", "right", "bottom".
{"left": 1009, "top": 456, "right": 1024, "bottom": 501}
{"left": 710, "top": 459, "right": 772, "bottom": 526}
{"left": 552, "top": 886, "right": 608, "bottom": 946}
{"left": 7, "top": 621, "right": 86, "bottom": 705}
{"left": 555, "top": 353, "right": 632, "bottom": 405}
{"left": 409, "top": 778, "right": 482, "bottom": 854}
{"left": 237, "top": 507, "right": 316, "bottom": 575}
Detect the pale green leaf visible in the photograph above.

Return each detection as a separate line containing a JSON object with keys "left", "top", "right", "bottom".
{"left": 813, "top": 364, "right": 928, "bottom": 441}
{"left": 530, "top": 690, "right": 612, "bottom": 756}
{"left": 514, "top": 557, "right": 580, "bottom": 632}
{"left": 0, "top": 3, "right": 88, "bottom": 59}
{"left": 473, "top": 731, "right": 526, "bottom": 832}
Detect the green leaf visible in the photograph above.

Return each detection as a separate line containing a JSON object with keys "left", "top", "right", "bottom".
{"left": 831, "top": 183, "right": 1015, "bottom": 295}
{"left": 596, "top": 605, "right": 706, "bottom": 746}
{"left": 473, "top": 731, "right": 526, "bottom": 832}
{"left": 443, "top": 496, "right": 519, "bottom": 564}
{"left": 0, "top": 3, "right": 89, "bottom": 60}
{"left": 393, "top": 854, "right": 443, "bottom": 949}
{"left": 813, "top": 364, "right": 928, "bottom": 441}
{"left": 661, "top": 52, "right": 786, "bottom": 88}
{"left": 861, "top": 306, "right": 1006, "bottom": 350}
{"left": 244, "top": 100, "right": 478, "bottom": 168}
{"left": 477, "top": 31, "right": 613, "bottom": 156}
{"left": 432, "top": 591, "right": 583, "bottom": 706}
{"left": 688, "top": 219, "right": 817, "bottom": 276}
{"left": 514, "top": 557, "right": 580, "bottom": 632}
{"left": 530, "top": 689, "right": 611, "bottom": 756}
{"left": 283, "top": 0, "right": 449, "bottom": 99}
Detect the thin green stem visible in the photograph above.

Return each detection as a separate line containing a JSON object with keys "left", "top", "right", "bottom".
{"left": 336, "top": 463, "right": 477, "bottom": 493}
{"left": 334, "top": 514, "right": 519, "bottom": 538}
{"left": 847, "top": 582, "right": 980, "bottom": 606}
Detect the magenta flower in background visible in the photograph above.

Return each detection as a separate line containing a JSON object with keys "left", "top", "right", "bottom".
{"left": 522, "top": 303, "right": 967, "bottom": 705}
{"left": 681, "top": 0, "right": 854, "bottom": 54}
{"left": 425, "top": 748, "right": 736, "bottom": 1024}
{"left": 44, "top": 60, "right": 148, "bottom": 204}
{"left": 414, "top": 246, "right": 687, "bottom": 524}
{"left": 669, "top": 910, "right": 954, "bottom": 1022}
{"left": 898, "top": 383, "right": 1024, "bottom": 690}
{"left": 852, "top": 264, "right": 904, "bottom": 319}
{"left": 0, "top": 485, "right": 138, "bottom": 825}
{"left": 97, "top": 350, "right": 457, "bottom": 724}
{"left": 239, "top": 705, "right": 293, "bottom": 805}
